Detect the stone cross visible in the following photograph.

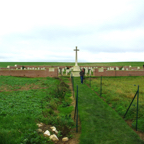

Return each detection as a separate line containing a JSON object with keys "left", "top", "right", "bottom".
{"left": 74, "top": 46, "right": 79, "bottom": 66}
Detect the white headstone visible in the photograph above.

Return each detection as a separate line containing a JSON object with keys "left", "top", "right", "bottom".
{"left": 98, "top": 68, "right": 104, "bottom": 72}
{"left": 116, "top": 67, "right": 119, "bottom": 70}
{"left": 85, "top": 68, "right": 88, "bottom": 74}
{"left": 89, "top": 69, "right": 91, "bottom": 75}
{"left": 49, "top": 68, "right": 54, "bottom": 72}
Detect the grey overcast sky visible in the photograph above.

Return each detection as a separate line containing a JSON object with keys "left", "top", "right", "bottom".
{"left": 0, "top": 0, "right": 144, "bottom": 62}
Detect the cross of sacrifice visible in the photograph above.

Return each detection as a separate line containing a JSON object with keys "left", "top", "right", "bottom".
{"left": 74, "top": 46, "right": 79, "bottom": 66}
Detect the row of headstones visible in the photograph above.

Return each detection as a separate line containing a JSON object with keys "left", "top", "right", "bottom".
{"left": 57, "top": 65, "right": 142, "bottom": 76}
{"left": 58, "top": 67, "right": 71, "bottom": 75}
{"left": 58, "top": 67, "right": 94, "bottom": 75}
{"left": 16, "top": 67, "right": 46, "bottom": 70}
{"left": 107, "top": 66, "right": 140, "bottom": 71}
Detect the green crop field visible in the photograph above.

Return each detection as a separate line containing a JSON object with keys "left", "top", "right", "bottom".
{"left": 85, "top": 76, "right": 144, "bottom": 132}
{"left": 0, "top": 76, "right": 74, "bottom": 144}
{"left": 0, "top": 61, "right": 144, "bottom": 68}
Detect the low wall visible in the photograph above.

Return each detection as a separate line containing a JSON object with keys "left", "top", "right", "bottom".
{"left": 93, "top": 69, "right": 144, "bottom": 76}
{"left": 0, "top": 69, "right": 58, "bottom": 78}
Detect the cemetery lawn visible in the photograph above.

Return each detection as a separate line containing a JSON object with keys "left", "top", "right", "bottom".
{"left": 1, "top": 61, "right": 144, "bottom": 68}
{"left": 73, "top": 77, "right": 144, "bottom": 144}
{"left": 85, "top": 76, "right": 144, "bottom": 133}
{"left": 0, "top": 76, "right": 74, "bottom": 144}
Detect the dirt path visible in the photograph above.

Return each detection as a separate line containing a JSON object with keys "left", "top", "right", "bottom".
{"left": 55, "top": 78, "right": 81, "bottom": 144}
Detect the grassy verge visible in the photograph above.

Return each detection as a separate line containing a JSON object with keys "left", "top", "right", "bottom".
{"left": 73, "top": 77, "right": 143, "bottom": 144}
{"left": 0, "top": 76, "right": 74, "bottom": 144}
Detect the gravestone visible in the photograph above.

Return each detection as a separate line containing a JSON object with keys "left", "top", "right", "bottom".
{"left": 98, "top": 68, "right": 104, "bottom": 72}
{"left": 89, "top": 69, "right": 91, "bottom": 75}
{"left": 66, "top": 69, "right": 69, "bottom": 75}
{"left": 49, "top": 68, "right": 54, "bottom": 72}
{"left": 116, "top": 67, "right": 119, "bottom": 70}
{"left": 85, "top": 68, "right": 88, "bottom": 75}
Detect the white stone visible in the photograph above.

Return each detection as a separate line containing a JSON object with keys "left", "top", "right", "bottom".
{"left": 38, "top": 67, "right": 40, "bottom": 70}
{"left": 24, "top": 68, "right": 26, "bottom": 70}
{"left": 37, "top": 123, "right": 43, "bottom": 127}
{"left": 50, "top": 134, "right": 59, "bottom": 142}
{"left": 16, "top": 68, "right": 18, "bottom": 70}
{"left": 62, "top": 137, "right": 69, "bottom": 142}
{"left": 137, "top": 67, "right": 140, "bottom": 69}
{"left": 44, "top": 130, "right": 50, "bottom": 137}
{"left": 20, "top": 67, "right": 23, "bottom": 70}
{"left": 35, "top": 68, "right": 37, "bottom": 70}
{"left": 126, "top": 68, "right": 128, "bottom": 70}
{"left": 14, "top": 65, "right": 17, "bottom": 67}
{"left": 37, "top": 129, "right": 43, "bottom": 133}
{"left": 51, "top": 127, "right": 58, "bottom": 134}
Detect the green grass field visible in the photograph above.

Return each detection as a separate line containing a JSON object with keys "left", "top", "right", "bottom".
{"left": 0, "top": 76, "right": 74, "bottom": 144}
{"left": 85, "top": 76, "right": 144, "bottom": 132}
{"left": 73, "top": 77, "right": 143, "bottom": 144}
{"left": 0, "top": 62, "right": 144, "bottom": 68}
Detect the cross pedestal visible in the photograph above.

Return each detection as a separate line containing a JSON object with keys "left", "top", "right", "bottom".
{"left": 72, "top": 46, "right": 80, "bottom": 77}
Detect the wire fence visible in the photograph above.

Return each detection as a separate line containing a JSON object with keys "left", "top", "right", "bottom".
{"left": 87, "top": 76, "right": 140, "bottom": 131}
{"left": 123, "top": 85, "right": 139, "bottom": 131}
